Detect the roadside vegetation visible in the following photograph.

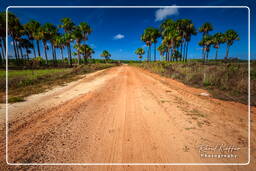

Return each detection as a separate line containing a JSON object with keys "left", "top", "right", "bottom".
{"left": 0, "top": 62, "right": 117, "bottom": 103}
{"left": 132, "top": 60, "right": 255, "bottom": 105}
{"left": 132, "top": 18, "right": 254, "bottom": 105}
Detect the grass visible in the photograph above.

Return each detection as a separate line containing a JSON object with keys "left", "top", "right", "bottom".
{"left": 131, "top": 61, "right": 255, "bottom": 105}
{"left": 0, "top": 63, "right": 117, "bottom": 103}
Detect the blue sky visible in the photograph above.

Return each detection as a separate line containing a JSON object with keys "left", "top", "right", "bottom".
{"left": 1, "top": 0, "right": 255, "bottom": 61}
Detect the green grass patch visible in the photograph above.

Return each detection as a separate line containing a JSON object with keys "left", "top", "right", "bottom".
{"left": 0, "top": 63, "right": 117, "bottom": 103}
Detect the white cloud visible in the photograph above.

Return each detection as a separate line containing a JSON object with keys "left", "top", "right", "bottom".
{"left": 113, "top": 34, "right": 125, "bottom": 40}
{"left": 155, "top": 5, "right": 179, "bottom": 21}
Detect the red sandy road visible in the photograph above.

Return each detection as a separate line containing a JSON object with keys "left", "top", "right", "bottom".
{"left": 0, "top": 65, "right": 255, "bottom": 171}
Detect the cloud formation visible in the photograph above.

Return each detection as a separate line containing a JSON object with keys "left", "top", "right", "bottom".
{"left": 155, "top": 6, "right": 179, "bottom": 21}
{"left": 113, "top": 34, "right": 125, "bottom": 40}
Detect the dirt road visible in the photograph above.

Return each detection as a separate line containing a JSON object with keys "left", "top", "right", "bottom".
{"left": 0, "top": 65, "right": 255, "bottom": 170}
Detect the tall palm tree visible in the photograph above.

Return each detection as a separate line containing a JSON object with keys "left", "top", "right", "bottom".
{"left": 135, "top": 48, "right": 145, "bottom": 61}
{"left": 78, "top": 22, "right": 92, "bottom": 64}
{"left": 42, "top": 23, "right": 58, "bottom": 64}
{"left": 212, "top": 32, "right": 225, "bottom": 60}
{"left": 23, "top": 20, "right": 40, "bottom": 58}
{"left": 78, "top": 44, "right": 94, "bottom": 63}
{"left": 199, "top": 22, "right": 213, "bottom": 60}
{"left": 224, "top": 30, "right": 239, "bottom": 59}
{"left": 100, "top": 50, "right": 111, "bottom": 62}
{"left": 160, "top": 19, "right": 179, "bottom": 61}
{"left": 72, "top": 27, "right": 83, "bottom": 64}
{"left": 141, "top": 27, "right": 158, "bottom": 61}
{"left": 183, "top": 20, "right": 197, "bottom": 61}
{"left": 150, "top": 28, "right": 160, "bottom": 61}
{"left": 199, "top": 35, "right": 213, "bottom": 63}
{"left": 8, "top": 12, "right": 22, "bottom": 63}
{"left": 59, "top": 18, "right": 75, "bottom": 66}
{"left": 55, "top": 35, "right": 65, "bottom": 61}
{"left": 19, "top": 38, "right": 33, "bottom": 60}
{"left": 62, "top": 33, "right": 73, "bottom": 66}
{"left": 157, "top": 43, "right": 168, "bottom": 61}
{"left": 0, "top": 12, "right": 6, "bottom": 65}
{"left": 141, "top": 31, "right": 152, "bottom": 61}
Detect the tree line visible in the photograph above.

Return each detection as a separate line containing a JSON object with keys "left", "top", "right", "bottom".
{"left": 136, "top": 19, "right": 239, "bottom": 62}
{"left": 0, "top": 12, "right": 111, "bottom": 67}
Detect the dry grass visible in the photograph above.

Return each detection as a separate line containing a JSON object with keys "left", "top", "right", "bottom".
{"left": 132, "top": 61, "right": 255, "bottom": 105}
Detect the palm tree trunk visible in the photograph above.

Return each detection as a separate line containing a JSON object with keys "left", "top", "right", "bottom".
{"left": 1, "top": 38, "right": 6, "bottom": 56}
{"left": 26, "top": 47, "right": 29, "bottom": 61}
{"left": 13, "top": 40, "right": 20, "bottom": 65}
{"left": 154, "top": 43, "right": 156, "bottom": 61}
{"left": 36, "top": 40, "right": 41, "bottom": 57}
{"left": 43, "top": 42, "right": 48, "bottom": 65}
{"left": 33, "top": 41, "right": 36, "bottom": 58}
{"left": 215, "top": 48, "right": 218, "bottom": 60}
{"left": 77, "top": 43, "right": 81, "bottom": 65}
{"left": 149, "top": 45, "right": 151, "bottom": 61}
{"left": 147, "top": 45, "right": 150, "bottom": 62}
{"left": 185, "top": 42, "right": 189, "bottom": 62}
{"left": 51, "top": 43, "right": 55, "bottom": 65}
{"left": 0, "top": 49, "right": 2, "bottom": 65}
{"left": 180, "top": 43, "right": 183, "bottom": 61}
{"left": 60, "top": 48, "right": 64, "bottom": 61}
{"left": 68, "top": 44, "right": 72, "bottom": 66}
{"left": 225, "top": 44, "right": 230, "bottom": 59}
{"left": 12, "top": 37, "right": 18, "bottom": 62}
{"left": 19, "top": 47, "right": 24, "bottom": 60}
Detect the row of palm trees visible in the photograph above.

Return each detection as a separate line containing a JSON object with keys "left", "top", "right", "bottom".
{"left": 0, "top": 11, "right": 101, "bottom": 66}
{"left": 138, "top": 19, "right": 239, "bottom": 62}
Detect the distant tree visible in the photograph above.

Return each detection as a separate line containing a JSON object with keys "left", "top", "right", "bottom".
{"left": 224, "top": 30, "right": 239, "bottom": 59}
{"left": 199, "top": 35, "right": 213, "bottom": 63}
{"left": 23, "top": 20, "right": 40, "bottom": 57}
{"left": 72, "top": 27, "right": 83, "bottom": 64}
{"left": 212, "top": 32, "right": 225, "bottom": 60}
{"left": 135, "top": 48, "right": 145, "bottom": 61}
{"left": 157, "top": 43, "right": 168, "bottom": 61}
{"left": 0, "top": 12, "right": 6, "bottom": 65}
{"left": 199, "top": 22, "right": 213, "bottom": 61}
{"left": 59, "top": 18, "right": 75, "bottom": 66}
{"left": 100, "top": 50, "right": 111, "bottom": 62}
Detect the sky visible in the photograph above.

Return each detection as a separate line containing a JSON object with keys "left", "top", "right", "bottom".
{"left": 1, "top": 0, "right": 255, "bottom": 61}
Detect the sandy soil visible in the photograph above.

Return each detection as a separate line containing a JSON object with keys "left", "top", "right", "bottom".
{"left": 0, "top": 65, "right": 255, "bottom": 171}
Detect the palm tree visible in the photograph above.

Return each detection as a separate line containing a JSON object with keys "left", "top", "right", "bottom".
{"left": 199, "top": 35, "right": 213, "bottom": 63}
{"left": 224, "top": 30, "right": 239, "bottom": 59}
{"left": 78, "top": 22, "right": 92, "bottom": 64}
{"left": 135, "top": 48, "right": 145, "bottom": 61}
{"left": 19, "top": 38, "right": 33, "bottom": 60}
{"left": 59, "top": 18, "right": 75, "bottom": 66}
{"left": 23, "top": 20, "right": 40, "bottom": 58}
{"left": 78, "top": 44, "right": 94, "bottom": 63}
{"left": 212, "top": 32, "right": 225, "bottom": 60}
{"left": 8, "top": 12, "right": 23, "bottom": 63}
{"left": 100, "top": 50, "right": 111, "bottom": 62}
{"left": 141, "top": 27, "right": 156, "bottom": 61}
{"left": 183, "top": 20, "right": 197, "bottom": 61}
{"left": 157, "top": 43, "right": 168, "bottom": 61}
{"left": 62, "top": 33, "right": 73, "bottom": 66}
{"left": 43, "top": 23, "right": 57, "bottom": 64}
{"left": 55, "top": 35, "right": 65, "bottom": 61}
{"left": 72, "top": 27, "right": 83, "bottom": 64}
{"left": 150, "top": 28, "right": 160, "bottom": 61}
{"left": 0, "top": 12, "right": 6, "bottom": 65}
{"left": 160, "top": 19, "right": 180, "bottom": 61}
{"left": 199, "top": 22, "right": 213, "bottom": 60}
